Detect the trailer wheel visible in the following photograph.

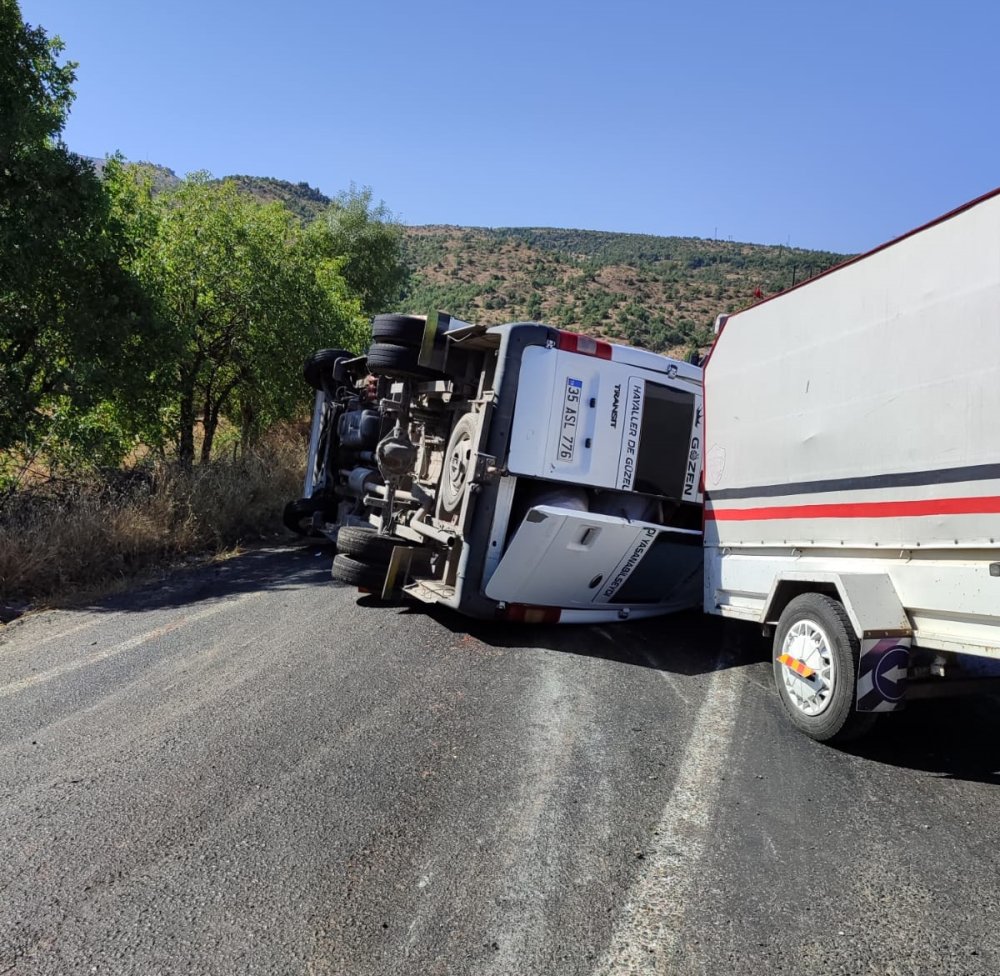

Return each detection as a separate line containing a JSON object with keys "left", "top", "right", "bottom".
{"left": 336, "top": 525, "right": 420, "bottom": 565}
{"left": 331, "top": 553, "right": 385, "bottom": 591}
{"left": 439, "top": 413, "right": 478, "bottom": 515}
{"left": 371, "top": 314, "right": 426, "bottom": 349}
{"left": 773, "top": 593, "right": 877, "bottom": 743}
{"left": 303, "top": 348, "right": 352, "bottom": 390}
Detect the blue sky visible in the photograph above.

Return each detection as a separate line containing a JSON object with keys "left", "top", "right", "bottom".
{"left": 20, "top": 0, "right": 1000, "bottom": 253}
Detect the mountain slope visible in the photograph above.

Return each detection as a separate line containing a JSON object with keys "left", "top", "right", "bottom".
{"left": 224, "top": 175, "right": 331, "bottom": 222}
{"left": 86, "top": 156, "right": 849, "bottom": 355}
{"left": 399, "top": 225, "right": 848, "bottom": 354}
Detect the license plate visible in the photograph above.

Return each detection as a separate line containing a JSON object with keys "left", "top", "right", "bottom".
{"left": 557, "top": 378, "right": 583, "bottom": 463}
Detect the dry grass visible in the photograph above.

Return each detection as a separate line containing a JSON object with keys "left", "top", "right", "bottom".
{"left": 0, "top": 424, "right": 306, "bottom": 604}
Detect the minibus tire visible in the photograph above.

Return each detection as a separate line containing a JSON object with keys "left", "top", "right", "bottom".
{"left": 331, "top": 553, "right": 385, "bottom": 590}
{"left": 372, "top": 314, "right": 426, "bottom": 348}
{"left": 366, "top": 342, "right": 444, "bottom": 380}
{"left": 336, "top": 526, "right": 418, "bottom": 564}
{"left": 303, "top": 348, "right": 352, "bottom": 390}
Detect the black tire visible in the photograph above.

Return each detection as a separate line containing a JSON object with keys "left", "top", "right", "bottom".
{"left": 772, "top": 593, "right": 877, "bottom": 744}
{"left": 331, "top": 553, "right": 385, "bottom": 590}
{"left": 283, "top": 496, "right": 330, "bottom": 536}
{"left": 439, "top": 413, "right": 478, "bottom": 515}
{"left": 303, "top": 348, "right": 353, "bottom": 390}
{"left": 372, "top": 314, "right": 426, "bottom": 349}
{"left": 366, "top": 342, "right": 444, "bottom": 380}
{"left": 336, "top": 525, "right": 418, "bottom": 565}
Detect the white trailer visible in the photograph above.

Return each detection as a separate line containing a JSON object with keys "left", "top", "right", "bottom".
{"left": 703, "top": 189, "right": 1000, "bottom": 741}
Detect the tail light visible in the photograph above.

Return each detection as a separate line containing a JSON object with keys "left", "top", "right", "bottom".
{"left": 555, "top": 330, "right": 613, "bottom": 360}
{"left": 500, "top": 603, "right": 562, "bottom": 624}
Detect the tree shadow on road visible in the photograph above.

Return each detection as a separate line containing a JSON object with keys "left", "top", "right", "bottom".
{"left": 407, "top": 603, "right": 769, "bottom": 679}
{"left": 56, "top": 541, "right": 337, "bottom": 614}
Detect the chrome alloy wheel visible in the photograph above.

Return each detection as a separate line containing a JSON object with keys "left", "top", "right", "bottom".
{"left": 780, "top": 618, "right": 836, "bottom": 717}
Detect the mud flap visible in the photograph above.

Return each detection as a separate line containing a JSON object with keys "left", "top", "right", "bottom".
{"left": 857, "top": 637, "right": 911, "bottom": 712}
{"left": 381, "top": 545, "right": 416, "bottom": 600}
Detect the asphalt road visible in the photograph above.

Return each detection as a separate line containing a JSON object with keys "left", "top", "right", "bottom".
{"left": 1, "top": 544, "right": 999, "bottom": 975}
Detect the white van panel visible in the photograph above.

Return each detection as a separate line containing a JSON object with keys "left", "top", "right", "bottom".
{"left": 505, "top": 346, "right": 562, "bottom": 476}
{"left": 610, "top": 343, "right": 701, "bottom": 384}
{"left": 507, "top": 347, "right": 703, "bottom": 502}
{"left": 485, "top": 505, "right": 702, "bottom": 611}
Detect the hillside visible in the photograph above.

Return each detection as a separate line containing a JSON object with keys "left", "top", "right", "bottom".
{"left": 86, "top": 158, "right": 333, "bottom": 222}
{"left": 89, "top": 157, "right": 849, "bottom": 356}
{"left": 399, "top": 226, "right": 849, "bottom": 355}
{"left": 86, "top": 157, "right": 181, "bottom": 194}
{"left": 225, "top": 175, "right": 331, "bottom": 222}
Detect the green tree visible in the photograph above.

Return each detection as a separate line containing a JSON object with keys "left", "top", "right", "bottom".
{"left": 0, "top": 1, "right": 74, "bottom": 159}
{"left": 318, "top": 185, "right": 408, "bottom": 315}
{"left": 0, "top": 4, "right": 159, "bottom": 463}
{"left": 135, "top": 174, "right": 366, "bottom": 464}
{"left": 230, "top": 215, "right": 370, "bottom": 448}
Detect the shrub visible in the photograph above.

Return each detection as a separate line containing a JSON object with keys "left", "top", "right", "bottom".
{"left": 0, "top": 424, "right": 305, "bottom": 603}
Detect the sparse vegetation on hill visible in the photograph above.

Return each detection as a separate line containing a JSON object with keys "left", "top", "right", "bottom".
{"left": 94, "top": 162, "right": 848, "bottom": 356}
{"left": 225, "top": 175, "right": 331, "bottom": 222}
{"left": 87, "top": 161, "right": 333, "bottom": 222}
{"left": 399, "top": 226, "right": 848, "bottom": 356}
{"left": 86, "top": 165, "right": 848, "bottom": 358}
{"left": 87, "top": 157, "right": 180, "bottom": 193}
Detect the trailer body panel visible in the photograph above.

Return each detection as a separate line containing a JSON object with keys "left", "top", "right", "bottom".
{"left": 704, "top": 190, "right": 1000, "bottom": 658}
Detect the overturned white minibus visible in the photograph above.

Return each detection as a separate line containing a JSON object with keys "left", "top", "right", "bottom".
{"left": 286, "top": 314, "right": 704, "bottom": 622}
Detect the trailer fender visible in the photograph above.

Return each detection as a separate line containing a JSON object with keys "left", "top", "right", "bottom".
{"left": 765, "top": 572, "right": 913, "bottom": 712}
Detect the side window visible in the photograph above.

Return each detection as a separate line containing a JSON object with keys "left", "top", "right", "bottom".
{"left": 608, "top": 531, "right": 703, "bottom": 604}
{"left": 634, "top": 382, "right": 695, "bottom": 499}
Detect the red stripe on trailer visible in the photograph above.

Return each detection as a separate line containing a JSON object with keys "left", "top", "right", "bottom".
{"left": 705, "top": 495, "right": 1000, "bottom": 521}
